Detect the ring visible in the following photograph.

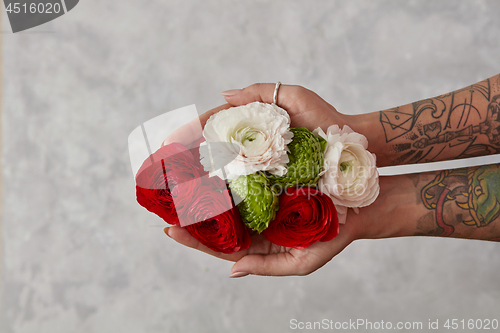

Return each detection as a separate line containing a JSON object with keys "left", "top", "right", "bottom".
{"left": 273, "top": 81, "right": 281, "bottom": 105}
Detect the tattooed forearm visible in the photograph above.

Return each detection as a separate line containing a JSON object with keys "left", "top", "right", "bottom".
{"left": 414, "top": 163, "right": 500, "bottom": 240}
{"left": 379, "top": 75, "right": 500, "bottom": 165}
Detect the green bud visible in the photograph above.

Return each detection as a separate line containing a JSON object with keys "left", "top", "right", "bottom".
{"left": 228, "top": 172, "right": 279, "bottom": 233}
{"left": 268, "top": 127, "right": 326, "bottom": 188}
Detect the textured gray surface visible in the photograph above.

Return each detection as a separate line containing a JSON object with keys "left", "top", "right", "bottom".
{"left": 1, "top": 1, "right": 500, "bottom": 332}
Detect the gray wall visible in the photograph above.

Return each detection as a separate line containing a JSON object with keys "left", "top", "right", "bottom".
{"left": 2, "top": 1, "right": 500, "bottom": 332}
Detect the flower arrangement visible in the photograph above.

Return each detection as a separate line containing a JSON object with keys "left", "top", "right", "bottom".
{"left": 135, "top": 102, "right": 379, "bottom": 253}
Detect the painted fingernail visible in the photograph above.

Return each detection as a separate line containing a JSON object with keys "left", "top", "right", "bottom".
{"left": 221, "top": 89, "right": 241, "bottom": 97}
{"left": 229, "top": 271, "right": 249, "bottom": 278}
{"left": 164, "top": 227, "right": 171, "bottom": 237}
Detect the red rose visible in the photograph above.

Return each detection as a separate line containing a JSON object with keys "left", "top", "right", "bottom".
{"left": 262, "top": 187, "right": 339, "bottom": 249}
{"left": 136, "top": 143, "right": 202, "bottom": 225}
{"left": 185, "top": 187, "right": 251, "bottom": 254}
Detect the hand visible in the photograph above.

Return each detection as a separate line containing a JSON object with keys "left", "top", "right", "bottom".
{"left": 222, "top": 83, "right": 349, "bottom": 131}
{"left": 166, "top": 171, "right": 394, "bottom": 277}
{"left": 165, "top": 221, "right": 356, "bottom": 277}
{"left": 163, "top": 83, "right": 350, "bottom": 148}
{"left": 162, "top": 83, "right": 356, "bottom": 277}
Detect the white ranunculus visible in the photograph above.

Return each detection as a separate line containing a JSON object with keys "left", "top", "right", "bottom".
{"left": 201, "top": 102, "right": 293, "bottom": 180}
{"left": 314, "top": 125, "right": 379, "bottom": 223}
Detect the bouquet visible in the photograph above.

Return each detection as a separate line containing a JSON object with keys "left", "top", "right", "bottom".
{"left": 135, "top": 102, "right": 379, "bottom": 253}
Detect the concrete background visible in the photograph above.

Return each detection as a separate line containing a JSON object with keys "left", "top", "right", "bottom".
{"left": 1, "top": 0, "right": 500, "bottom": 332}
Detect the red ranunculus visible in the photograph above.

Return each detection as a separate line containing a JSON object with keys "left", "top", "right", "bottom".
{"left": 136, "top": 143, "right": 202, "bottom": 225}
{"left": 185, "top": 187, "right": 251, "bottom": 254}
{"left": 262, "top": 187, "right": 339, "bottom": 249}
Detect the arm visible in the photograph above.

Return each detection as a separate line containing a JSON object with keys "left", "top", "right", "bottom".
{"left": 165, "top": 163, "right": 500, "bottom": 277}
{"left": 163, "top": 81, "right": 500, "bottom": 277}
{"left": 352, "top": 163, "right": 500, "bottom": 242}
{"left": 222, "top": 75, "right": 500, "bottom": 167}
{"left": 348, "top": 74, "right": 500, "bottom": 167}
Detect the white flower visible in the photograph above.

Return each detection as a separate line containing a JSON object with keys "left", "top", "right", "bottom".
{"left": 201, "top": 102, "right": 293, "bottom": 180}
{"left": 314, "top": 125, "right": 379, "bottom": 222}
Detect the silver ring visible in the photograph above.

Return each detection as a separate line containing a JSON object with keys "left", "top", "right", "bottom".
{"left": 273, "top": 81, "right": 281, "bottom": 105}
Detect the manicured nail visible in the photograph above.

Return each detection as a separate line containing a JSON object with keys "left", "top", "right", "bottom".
{"left": 221, "top": 89, "right": 241, "bottom": 97}
{"left": 229, "top": 271, "right": 249, "bottom": 278}
{"left": 164, "top": 227, "right": 171, "bottom": 237}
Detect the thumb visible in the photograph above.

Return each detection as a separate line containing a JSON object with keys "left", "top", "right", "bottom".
{"left": 161, "top": 103, "right": 231, "bottom": 148}
{"left": 229, "top": 251, "right": 315, "bottom": 277}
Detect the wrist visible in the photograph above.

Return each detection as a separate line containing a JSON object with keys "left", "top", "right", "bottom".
{"left": 343, "top": 112, "right": 393, "bottom": 167}
{"left": 348, "top": 175, "right": 415, "bottom": 241}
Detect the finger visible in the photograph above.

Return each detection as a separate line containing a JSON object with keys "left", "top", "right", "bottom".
{"left": 230, "top": 252, "right": 300, "bottom": 277}
{"left": 164, "top": 226, "right": 246, "bottom": 262}
{"left": 230, "top": 225, "right": 353, "bottom": 277}
{"left": 224, "top": 83, "right": 304, "bottom": 112}
{"left": 162, "top": 103, "right": 232, "bottom": 148}
{"left": 229, "top": 246, "right": 333, "bottom": 277}
{"left": 230, "top": 246, "right": 326, "bottom": 277}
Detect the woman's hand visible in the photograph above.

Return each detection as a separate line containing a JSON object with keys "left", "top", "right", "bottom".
{"left": 222, "top": 83, "right": 349, "bottom": 131}
{"left": 161, "top": 83, "right": 358, "bottom": 277}
{"left": 164, "top": 221, "right": 357, "bottom": 277}
{"left": 163, "top": 83, "right": 351, "bottom": 149}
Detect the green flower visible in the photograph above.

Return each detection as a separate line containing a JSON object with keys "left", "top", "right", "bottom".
{"left": 228, "top": 173, "right": 279, "bottom": 233}
{"left": 268, "top": 127, "right": 327, "bottom": 187}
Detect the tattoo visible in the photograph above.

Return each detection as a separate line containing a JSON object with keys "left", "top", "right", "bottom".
{"left": 407, "top": 173, "right": 420, "bottom": 188}
{"left": 415, "top": 212, "right": 443, "bottom": 236}
{"left": 380, "top": 78, "right": 500, "bottom": 164}
{"left": 418, "top": 164, "right": 500, "bottom": 237}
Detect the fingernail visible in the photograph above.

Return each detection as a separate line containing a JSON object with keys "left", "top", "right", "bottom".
{"left": 221, "top": 89, "right": 241, "bottom": 97}
{"left": 229, "top": 271, "right": 249, "bottom": 278}
{"left": 164, "top": 227, "right": 171, "bottom": 237}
